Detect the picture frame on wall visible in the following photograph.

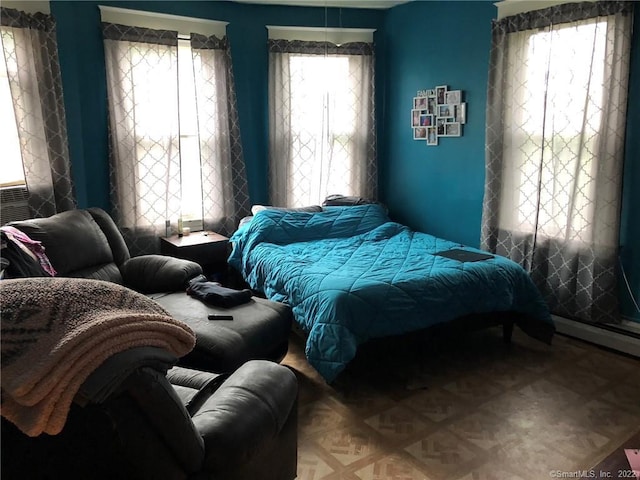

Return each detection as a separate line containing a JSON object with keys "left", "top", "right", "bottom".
{"left": 419, "top": 114, "right": 434, "bottom": 126}
{"left": 426, "top": 127, "right": 438, "bottom": 145}
{"left": 411, "top": 85, "right": 466, "bottom": 146}
{"left": 437, "top": 104, "right": 453, "bottom": 118}
{"left": 442, "top": 122, "right": 461, "bottom": 137}
{"left": 427, "top": 97, "right": 436, "bottom": 115}
{"left": 413, "top": 96, "right": 428, "bottom": 110}
{"left": 454, "top": 103, "right": 466, "bottom": 124}
{"left": 446, "top": 90, "right": 461, "bottom": 104}
{"left": 412, "top": 109, "right": 421, "bottom": 127}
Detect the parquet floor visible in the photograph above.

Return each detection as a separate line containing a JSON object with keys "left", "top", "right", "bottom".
{"left": 281, "top": 326, "right": 640, "bottom": 480}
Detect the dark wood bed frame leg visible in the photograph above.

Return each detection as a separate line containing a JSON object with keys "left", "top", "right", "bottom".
{"left": 503, "top": 320, "right": 514, "bottom": 345}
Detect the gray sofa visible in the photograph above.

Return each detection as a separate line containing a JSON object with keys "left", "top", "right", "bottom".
{"left": 5, "top": 208, "right": 293, "bottom": 373}
{"left": 1, "top": 208, "right": 298, "bottom": 479}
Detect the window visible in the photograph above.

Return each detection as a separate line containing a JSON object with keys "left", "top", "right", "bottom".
{"left": 0, "top": 32, "right": 26, "bottom": 187}
{"left": 177, "top": 38, "right": 203, "bottom": 225}
{"left": 481, "top": 2, "right": 632, "bottom": 323}
{"left": 288, "top": 55, "right": 355, "bottom": 206}
{"left": 498, "top": 17, "right": 612, "bottom": 244}
{"left": 103, "top": 9, "right": 247, "bottom": 254}
{"left": 123, "top": 37, "right": 203, "bottom": 227}
{"left": 268, "top": 39, "right": 376, "bottom": 208}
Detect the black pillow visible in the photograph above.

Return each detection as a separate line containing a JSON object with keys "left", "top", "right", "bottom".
{"left": 186, "top": 275, "right": 252, "bottom": 308}
{"left": 322, "top": 195, "right": 387, "bottom": 213}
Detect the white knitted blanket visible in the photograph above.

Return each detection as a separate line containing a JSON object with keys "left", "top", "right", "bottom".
{"left": 1, "top": 277, "right": 195, "bottom": 436}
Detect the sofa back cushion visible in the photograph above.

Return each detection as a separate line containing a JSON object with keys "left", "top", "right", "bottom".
{"left": 10, "top": 210, "right": 115, "bottom": 276}
{"left": 87, "top": 208, "right": 131, "bottom": 266}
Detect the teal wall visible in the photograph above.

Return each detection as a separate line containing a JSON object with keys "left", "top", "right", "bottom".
{"left": 49, "top": 0, "right": 384, "bottom": 210}
{"left": 50, "top": 0, "right": 638, "bottom": 320}
{"left": 377, "top": 1, "right": 494, "bottom": 249}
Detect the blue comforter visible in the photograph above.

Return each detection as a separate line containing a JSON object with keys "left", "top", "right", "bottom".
{"left": 229, "top": 205, "right": 553, "bottom": 382}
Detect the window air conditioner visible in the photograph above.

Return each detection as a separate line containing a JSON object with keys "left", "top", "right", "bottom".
{"left": 0, "top": 186, "right": 31, "bottom": 224}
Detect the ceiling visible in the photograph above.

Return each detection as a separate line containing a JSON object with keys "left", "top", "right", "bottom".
{"left": 233, "top": 0, "right": 411, "bottom": 9}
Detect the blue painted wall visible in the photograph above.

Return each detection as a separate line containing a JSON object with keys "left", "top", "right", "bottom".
{"left": 49, "top": 0, "right": 384, "bottom": 210}
{"left": 377, "top": 1, "right": 494, "bottom": 249}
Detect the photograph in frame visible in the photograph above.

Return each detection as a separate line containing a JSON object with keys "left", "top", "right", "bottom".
{"left": 413, "top": 96, "right": 428, "bottom": 110}
{"left": 446, "top": 90, "right": 462, "bottom": 104}
{"left": 455, "top": 103, "right": 466, "bottom": 124}
{"left": 438, "top": 104, "right": 453, "bottom": 118}
{"left": 427, "top": 97, "right": 436, "bottom": 115}
{"left": 443, "top": 122, "right": 461, "bottom": 137}
{"left": 412, "top": 109, "right": 420, "bottom": 127}
{"left": 419, "top": 114, "right": 434, "bottom": 126}
{"left": 413, "top": 127, "right": 427, "bottom": 140}
{"left": 426, "top": 127, "right": 438, "bottom": 145}
{"left": 435, "top": 86, "right": 447, "bottom": 105}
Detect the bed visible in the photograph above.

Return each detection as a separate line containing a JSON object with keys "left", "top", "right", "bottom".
{"left": 229, "top": 204, "right": 554, "bottom": 382}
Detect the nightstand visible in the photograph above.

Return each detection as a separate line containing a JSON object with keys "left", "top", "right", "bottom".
{"left": 160, "top": 231, "right": 229, "bottom": 279}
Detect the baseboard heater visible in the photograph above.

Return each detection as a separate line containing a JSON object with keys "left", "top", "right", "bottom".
{"left": 553, "top": 315, "right": 640, "bottom": 357}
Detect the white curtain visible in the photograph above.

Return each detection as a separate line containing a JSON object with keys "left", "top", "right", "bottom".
{"left": 268, "top": 40, "right": 376, "bottom": 207}
{"left": 481, "top": 2, "right": 633, "bottom": 323}
{"left": 103, "top": 24, "right": 249, "bottom": 255}
{"left": 1, "top": 7, "right": 75, "bottom": 217}
{"left": 190, "top": 33, "right": 250, "bottom": 234}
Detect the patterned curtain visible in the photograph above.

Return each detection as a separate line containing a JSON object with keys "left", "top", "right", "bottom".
{"left": 1, "top": 7, "right": 76, "bottom": 218}
{"left": 103, "top": 24, "right": 249, "bottom": 255}
{"left": 268, "top": 40, "right": 377, "bottom": 207}
{"left": 103, "top": 23, "right": 180, "bottom": 255}
{"left": 481, "top": 2, "right": 633, "bottom": 324}
{"left": 190, "top": 33, "right": 250, "bottom": 234}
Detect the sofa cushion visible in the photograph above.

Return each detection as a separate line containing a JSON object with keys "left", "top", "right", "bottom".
{"left": 121, "top": 255, "right": 202, "bottom": 293}
{"left": 87, "top": 208, "right": 130, "bottom": 266}
{"left": 11, "top": 210, "right": 114, "bottom": 276}
{"left": 193, "top": 361, "right": 297, "bottom": 472}
{"left": 152, "top": 292, "right": 292, "bottom": 373}
{"left": 69, "top": 263, "right": 123, "bottom": 284}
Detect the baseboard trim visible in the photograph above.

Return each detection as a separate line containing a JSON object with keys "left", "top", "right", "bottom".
{"left": 553, "top": 315, "right": 640, "bottom": 357}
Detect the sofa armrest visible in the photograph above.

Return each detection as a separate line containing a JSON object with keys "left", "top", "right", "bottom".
{"left": 192, "top": 360, "right": 297, "bottom": 471}
{"left": 121, "top": 255, "right": 202, "bottom": 293}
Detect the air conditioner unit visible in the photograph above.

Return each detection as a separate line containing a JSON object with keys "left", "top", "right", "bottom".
{"left": 0, "top": 186, "right": 31, "bottom": 225}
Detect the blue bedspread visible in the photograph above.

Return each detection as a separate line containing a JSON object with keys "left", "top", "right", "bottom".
{"left": 229, "top": 205, "right": 553, "bottom": 382}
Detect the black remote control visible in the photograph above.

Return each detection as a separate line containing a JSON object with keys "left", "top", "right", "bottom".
{"left": 208, "top": 314, "right": 233, "bottom": 321}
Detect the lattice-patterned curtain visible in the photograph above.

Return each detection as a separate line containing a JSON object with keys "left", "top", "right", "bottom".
{"left": 190, "top": 33, "right": 250, "bottom": 234}
{"left": 481, "top": 2, "right": 633, "bottom": 323}
{"left": 103, "top": 23, "right": 180, "bottom": 255}
{"left": 268, "top": 40, "right": 377, "bottom": 207}
{"left": 103, "top": 24, "right": 249, "bottom": 255}
{"left": 1, "top": 7, "right": 75, "bottom": 218}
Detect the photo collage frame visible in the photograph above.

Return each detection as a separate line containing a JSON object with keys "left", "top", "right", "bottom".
{"left": 411, "top": 85, "right": 466, "bottom": 146}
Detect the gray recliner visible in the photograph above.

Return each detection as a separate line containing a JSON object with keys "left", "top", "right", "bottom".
{"left": 1, "top": 348, "right": 298, "bottom": 480}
